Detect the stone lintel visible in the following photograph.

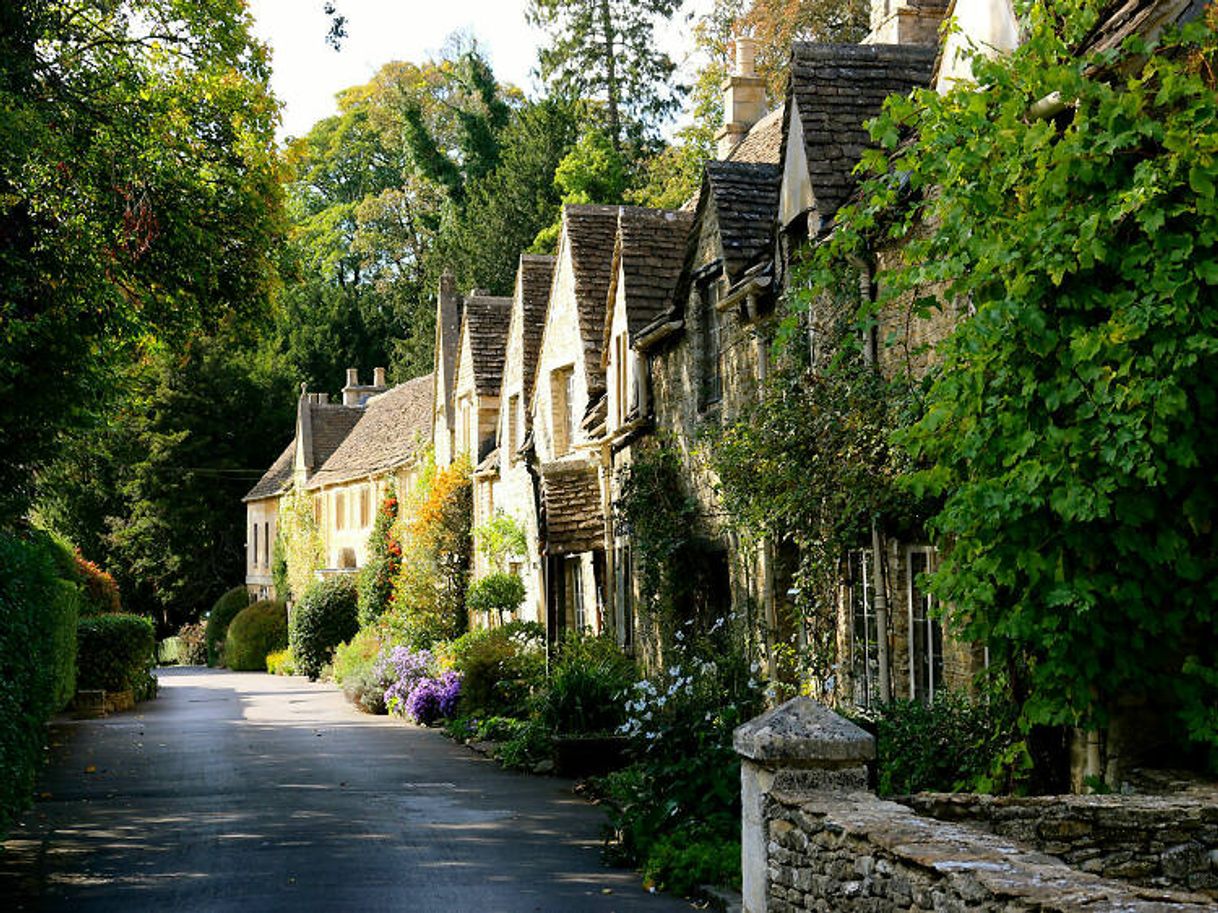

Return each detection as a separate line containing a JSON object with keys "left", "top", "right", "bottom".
{"left": 733, "top": 696, "right": 875, "bottom": 766}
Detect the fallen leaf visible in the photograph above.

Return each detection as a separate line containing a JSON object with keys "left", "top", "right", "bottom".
{"left": 84, "top": 765, "right": 96, "bottom": 774}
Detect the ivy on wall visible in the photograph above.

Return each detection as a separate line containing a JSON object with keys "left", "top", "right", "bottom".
{"left": 277, "top": 485, "right": 324, "bottom": 603}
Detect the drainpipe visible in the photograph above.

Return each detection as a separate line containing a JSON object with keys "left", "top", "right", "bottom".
{"left": 599, "top": 438, "right": 616, "bottom": 639}
{"left": 871, "top": 520, "right": 892, "bottom": 705}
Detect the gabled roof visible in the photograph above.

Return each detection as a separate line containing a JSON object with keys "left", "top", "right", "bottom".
{"left": 781, "top": 43, "right": 936, "bottom": 223}
{"left": 461, "top": 295, "right": 512, "bottom": 397}
{"left": 302, "top": 402, "right": 364, "bottom": 474}
{"left": 603, "top": 207, "right": 694, "bottom": 361}
{"left": 725, "top": 104, "right": 785, "bottom": 166}
{"left": 305, "top": 374, "right": 434, "bottom": 489}
{"left": 540, "top": 461, "right": 605, "bottom": 555}
{"left": 517, "top": 254, "right": 556, "bottom": 407}
{"left": 243, "top": 440, "right": 295, "bottom": 502}
{"left": 563, "top": 204, "right": 620, "bottom": 395}
{"left": 705, "top": 161, "right": 782, "bottom": 280}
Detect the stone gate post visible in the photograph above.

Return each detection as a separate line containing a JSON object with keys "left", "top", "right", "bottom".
{"left": 733, "top": 697, "right": 876, "bottom": 913}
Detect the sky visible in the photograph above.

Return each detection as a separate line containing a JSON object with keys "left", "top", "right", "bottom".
{"left": 246, "top": 0, "right": 713, "bottom": 143}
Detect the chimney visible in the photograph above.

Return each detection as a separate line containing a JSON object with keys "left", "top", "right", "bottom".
{"left": 717, "top": 36, "right": 767, "bottom": 159}
{"left": 373, "top": 366, "right": 387, "bottom": 388}
{"left": 317, "top": 392, "right": 329, "bottom": 404}
{"left": 864, "top": 0, "right": 948, "bottom": 46}
{"left": 342, "top": 367, "right": 362, "bottom": 406}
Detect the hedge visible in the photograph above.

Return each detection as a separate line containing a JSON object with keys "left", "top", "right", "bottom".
{"left": 224, "top": 600, "right": 288, "bottom": 671}
{"left": 205, "top": 585, "right": 251, "bottom": 666}
{"left": 77, "top": 613, "right": 157, "bottom": 699}
{"left": 290, "top": 576, "right": 358, "bottom": 680}
{"left": 0, "top": 531, "right": 81, "bottom": 838}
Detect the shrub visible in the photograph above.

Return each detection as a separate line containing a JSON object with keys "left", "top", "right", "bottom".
{"left": 290, "top": 576, "right": 359, "bottom": 680}
{"left": 465, "top": 572, "right": 525, "bottom": 623}
{"left": 205, "top": 585, "right": 251, "bottom": 666}
{"left": 403, "top": 672, "right": 462, "bottom": 725}
{"left": 641, "top": 835, "right": 741, "bottom": 896}
{"left": 497, "top": 717, "right": 554, "bottom": 770}
{"left": 539, "top": 633, "right": 635, "bottom": 735}
{"left": 383, "top": 646, "right": 436, "bottom": 713}
{"left": 223, "top": 600, "right": 288, "bottom": 672}
{"left": 77, "top": 613, "right": 156, "bottom": 698}
{"left": 333, "top": 627, "right": 392, "bottom": 714}
{"left": 865, "top": 692, "right": 1020, "bottom": 796}
{"left": 0, "top": 531, "right": 81, "bottom": 837}
{"left": 446, "top": 621, "right": 544, "bottom": 718}
{"left": 158, "top": 621, "right": 207, "bottom": 666}
{"left": 356, "top": 486, "right": 401, "bottom": 626}
{"left": 602, "top": 629, "right": 764, "bottom": 892}
{"left": 72, "top": 553, "right": 121, "bottom": 614}
{"left": 266, "top": 649, "right": 295, "bottom": 676}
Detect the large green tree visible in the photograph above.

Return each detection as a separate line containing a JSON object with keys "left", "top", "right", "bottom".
{"left": 1, "top": 0, "right": 282, "bottom": 527}
{"left": 528, "top": 0, "right": 684, "bottom": 146}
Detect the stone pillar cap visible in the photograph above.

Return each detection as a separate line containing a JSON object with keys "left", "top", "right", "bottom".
{"left": 733, "top": 696, "right": 875, "bottom": 764}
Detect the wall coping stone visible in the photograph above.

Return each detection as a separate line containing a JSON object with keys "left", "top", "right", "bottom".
{"left": 769, "top": 787, "right": 1216, "bottom": 912}
{"left": 734, "top": 696, "right": 875, "bottom": 765}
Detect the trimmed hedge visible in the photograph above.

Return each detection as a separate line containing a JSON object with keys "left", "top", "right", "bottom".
{"left": 73, "top": 553, "right": 121, "bottom": 615}
{"left": 77, "top": 613, "right": 156, "bottom": 698}
{"left": 224, "top": 600, "right": 288, "bottom": 671}
{"left": 205, "top": 585, "right": 251, "bottom": 666}
{"left": 0, "top": 531, "right": 81, "bottom": 837}
{"left": 290, "top": 576, "right": 358, "bottom": 680}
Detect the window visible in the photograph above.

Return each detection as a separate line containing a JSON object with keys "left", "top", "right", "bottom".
{"left": 614, "top": 334, "right": 629, "bottom": 425}
{"left": 551, "top": 366, "right": 575, "bottom": 455}
{"left": 567, "top": 556, "right": 586, "bottom": 632}
{"left": 359, "top": 486, "right": 371, "bottom": 528}
{"left": 507, "top": 393, "right": 519, "bottom": 464}
{"left": 701, "top": 281, "right": 723, "bottom": 407}
{"left": 312, "top": 494, "right": 322, "bottom": 526}
{"left": 849, "top": 549, "right": 880, "bottom": 710}
{"left": 335, "top": 491, "right": 346, "bottom": 531}
{"left": 252, "top": 523, "right": 258, "bottom": 570}
{"left": 263, "top": 522, "right": 270, "bottom": 567}
{"left": 907, "top": 546, "right": 943, "bottom": 703}
{"left": 616, "top": 544, "right": 634, "bottom": 648}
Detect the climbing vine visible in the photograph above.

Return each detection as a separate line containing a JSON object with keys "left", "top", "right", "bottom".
{"left": 277, "top": 485, "right": 324, "bottom": 603}
{"left": 796, "top": 1, "right": 1218, "bottom": 759}
{"left": 356, "top": 483, "right": 401, "bottom": 626}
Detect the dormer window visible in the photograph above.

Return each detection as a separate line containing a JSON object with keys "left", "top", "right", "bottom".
{"left": 551, "top": 365, "right": 575, "bottom": 455}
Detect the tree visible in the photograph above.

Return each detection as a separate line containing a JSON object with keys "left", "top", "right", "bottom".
{"left": 528, "top": 0, "right": 684, "bottom": 146}
{"left": 2, "top": 0, "right": 283, "bottom": 527}
{"left": 739, "top": 0, "right": 870, "bottom": 99}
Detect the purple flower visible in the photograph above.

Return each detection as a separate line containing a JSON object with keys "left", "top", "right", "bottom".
{"left": 402, "top": 672, "right": 462, "bottom": 725}
{"left": 383, "top": 647, "right": 436, "bottom": 714}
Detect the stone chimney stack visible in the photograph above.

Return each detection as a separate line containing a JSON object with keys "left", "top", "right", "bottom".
{"left": 342, "top": 368, "right": 362, "bottom": 406}
{"left": 373, "top": 366, "right": 387, "bottom": 388}
{"left": 717, "top": 36, "right": 767, "bottom": 160}
{"left": 863, "top": 0, "right": 949, "bottom": 46}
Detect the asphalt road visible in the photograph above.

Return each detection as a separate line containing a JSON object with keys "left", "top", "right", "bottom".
{"left": 0, "top": 667, "right": 693, "bottom": 913}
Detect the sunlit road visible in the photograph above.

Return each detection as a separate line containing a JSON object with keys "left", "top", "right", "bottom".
{"left": 0, "top": 667, "right": 691, "bottom": 913}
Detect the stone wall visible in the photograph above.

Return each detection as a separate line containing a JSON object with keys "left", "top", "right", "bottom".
{"left": 899, "top": 791, "right": 1218, "bottom": 897}
{"left": 765, "top": 788, "right": 1214, "bottom": 913}
{"left": 735, "top": 696, "right": 1216, "bottom": 913}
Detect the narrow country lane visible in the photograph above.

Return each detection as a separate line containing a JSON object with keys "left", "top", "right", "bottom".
{"left": 0, "top": 668, "right": 693, "bottom": 913}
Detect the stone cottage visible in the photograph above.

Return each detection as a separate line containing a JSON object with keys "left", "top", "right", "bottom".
{"left": 484, "top": 254, "right": 556, "bottom": 623}
{"left": 304, "top": 372, "right": 433, "bottom": 573}
{"left": 528, "top": 204, "right": 619, "bottom": 641}
{"left": 243, "top": 369, "right": 432, "bottom": 598}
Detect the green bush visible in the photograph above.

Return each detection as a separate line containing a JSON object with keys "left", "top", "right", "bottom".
{"left": 333, "top": 627, "right": 391, "bottom": 714}
{"left": 0, "top": 530, "right": 81, "bottom": 838}
{"left": 641, "top": 835, "right": 741, "bottom": 896}
{"left": 497, "top": 717, "right": 554, "bottom": 771}
{"left": 864, "top": 692, "right": 1020, "bottom": 796}
{"left": 266, "top": 649, "right": 295, "bottom": 675}
{"left": 76, "top": 613, "right": 156, "bottom": 698}
{"left": 465, "top": 572, "right": 525, "bottom": 623}
{"left": 290, "top": 576, "right": 359, "bottom": 680}
{"left": 223, "top": 600, "right": 288, "bottom": 672}
{"left": 72, "top": 553, "right": 121, "bottom": 614}
{"left": 159, "top": 621, "right": 207, "bottom": 665}
{"left": 539, "top": 633, "right": 635, "bottom": 735}
{"left": 205, "top": 585, "right": 251, "bottom": 666}
{"left": 447, "top": 621, "right": 545, "bottom": 718}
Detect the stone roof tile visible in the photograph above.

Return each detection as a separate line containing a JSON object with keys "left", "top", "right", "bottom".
{"left": 564, "top": 204, "right": 620, "bottom": 396}
{"left": 306, "top": 375, "right": 433, "bottom": 489}
{"left": 726, "top": 104, "right": 785, "bottom": 165}
{"left": 463, "top": 296, "right": 513, "bottom": 397}
{"left": 518, "top": 254, "right": 556, "bottom": 407}
{"left": 243, "top": 440, "right": 295, "bottom": 502}
{"left": 784, "top": 43, "right": 936, "bottom": 222}
{"left": 541, "top": 461, "right": 605, "bottom": 555}
{"left": 705, "top": 161, "right": 782, "bottom": 279}
{"left": 605, "top": 207, "right": 694, "bottom": 353}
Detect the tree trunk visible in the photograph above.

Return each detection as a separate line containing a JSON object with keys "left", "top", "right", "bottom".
{"left": 598, "top": 0, "right": 620, "bottom": 148}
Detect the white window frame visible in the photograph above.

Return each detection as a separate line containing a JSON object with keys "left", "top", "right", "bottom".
{"left": 906, "top": 545, "right": 943, "bottom": 704}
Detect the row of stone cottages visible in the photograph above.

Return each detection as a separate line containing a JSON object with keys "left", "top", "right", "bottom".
{"left": 242, "top": 0, "right": 1180, "bottom": 712}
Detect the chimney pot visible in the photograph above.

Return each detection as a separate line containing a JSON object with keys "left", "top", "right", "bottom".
{"left": 345, "top": 368, "right": 359, "bottom": 387}
{"left": 735, "top": 37, "right": 758, "bottom": 78}
{"left": 319, "top": 392, "right": 331, "bottom": 404}
{"left": 373, "top": 367, "right": 387, "bottom": 387}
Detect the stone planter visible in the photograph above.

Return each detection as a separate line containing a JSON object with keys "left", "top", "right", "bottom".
{"left": 553, "top": 734, "right": 629, "bottom": 778}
